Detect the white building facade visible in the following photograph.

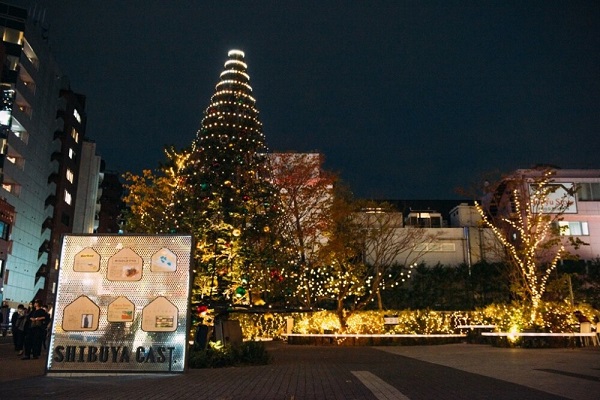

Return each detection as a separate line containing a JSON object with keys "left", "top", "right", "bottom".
{"left": 366, "top": 169, "right": 600, "bottom": 269}
{"left": 0, "top": 7, "right": 62, "bottom": 305}
{"left": 72, "top": 140, "right": 102, "bottom": 234}
{"left": 0, "top": 4, "right": 102, "bottom": 307}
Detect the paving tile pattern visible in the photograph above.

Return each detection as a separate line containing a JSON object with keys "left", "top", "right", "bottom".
{"left": 2, "top": 337, "right": 597, "bottom": 399}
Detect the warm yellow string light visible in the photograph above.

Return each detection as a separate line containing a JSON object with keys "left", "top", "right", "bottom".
{"left": 475, "top": 172, "right": 568, "bottom": 324}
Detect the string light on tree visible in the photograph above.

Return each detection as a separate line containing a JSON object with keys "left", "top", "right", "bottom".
{"left": 165, "top": 49, "right": 294, "bottom": 314}
{"left": 475, "top": 168, "right": 581, "bottom": 325}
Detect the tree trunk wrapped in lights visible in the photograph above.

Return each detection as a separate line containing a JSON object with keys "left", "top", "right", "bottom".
{"left": 475, "top": 167, "right": 585, "bottom": 324}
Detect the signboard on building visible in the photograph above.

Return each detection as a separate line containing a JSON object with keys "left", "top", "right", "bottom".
{"left": 47, "top": 234, "right": 193, "bottom": 374}
{"left": 529, "top": 182, "right": 577, "bottom": 214}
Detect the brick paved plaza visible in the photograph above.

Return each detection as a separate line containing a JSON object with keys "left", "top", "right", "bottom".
{"left": 1, "top": 336, "right": 599, "bottom": 399}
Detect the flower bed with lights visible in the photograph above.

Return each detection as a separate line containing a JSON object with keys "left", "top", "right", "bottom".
{"left": 477, "top": 302, "right": 599, "bottom": 348}
{"left": 231, "top": 309, "right": 467, "bottom": 346}
{"left": 226, "top": 301, "right": 598, "bottom": 348}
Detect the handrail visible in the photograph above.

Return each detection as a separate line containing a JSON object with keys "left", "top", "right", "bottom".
{"left": 482, "top": 332, "right": 596, "bottom": 337}
{"left": 285, "top": 333, "right": 467, "bottom": 338}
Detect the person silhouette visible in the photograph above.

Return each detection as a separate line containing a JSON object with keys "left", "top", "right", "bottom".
{"left": 22, "top": 299, "right": 48, "bottom": 360}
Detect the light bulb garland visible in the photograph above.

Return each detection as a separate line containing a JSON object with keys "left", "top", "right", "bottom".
{"left": 171, "top": 49, "right": 301, "bottom": 315}
{"left": 475, "top": 171, "right": 570, "bottom": 324}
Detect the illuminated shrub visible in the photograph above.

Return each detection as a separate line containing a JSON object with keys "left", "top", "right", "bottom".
{"left": 224, "top": 301, "right": 598, "bottom": 341}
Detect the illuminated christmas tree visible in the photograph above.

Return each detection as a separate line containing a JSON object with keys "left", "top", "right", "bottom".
{"left": 173, "top": 50, "right": 291, "bottom": 312}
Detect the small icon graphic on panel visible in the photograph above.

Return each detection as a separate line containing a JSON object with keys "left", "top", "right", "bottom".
{"left": 73, "top": 247, "right": 101, "bottom": 272}
{"left": 142, "top": 297, "right": 178, "bottom": 332}
{"left": 151, "top": 248, "right": 177, "bottom": 272}
{"left": 107, "top": 296, "right": 135, "bottom": 322}
{"left": 62, "top": 296, "right": 101, "bottom": 331}
{"left": 107, "top": 248, "right": 143, "bottom": 281}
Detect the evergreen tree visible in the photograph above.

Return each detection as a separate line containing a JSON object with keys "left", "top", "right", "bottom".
{"left": 172, "top": 50, "right": 291, "bottom": 310}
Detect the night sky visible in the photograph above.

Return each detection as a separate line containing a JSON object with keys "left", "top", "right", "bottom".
{"left": 36, "top": 1, "right": 600, "bottom": 199}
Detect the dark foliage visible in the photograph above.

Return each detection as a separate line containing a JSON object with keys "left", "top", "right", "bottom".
{"left": 377, "top": 260, "right": 599, "bottom": 311}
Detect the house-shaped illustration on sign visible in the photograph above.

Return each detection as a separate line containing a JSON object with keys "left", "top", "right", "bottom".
{"left": 151, "top": 248, "right": 177, "bottom": 272}
{"left": 107, "top": 296, "right": 135, "bottom": 322}
{"left": 63, "top": 295, "right": 100, "bottom": 331}
{"left": 73, "top": 247, "right": 101, "bottom": 272}
{"left": 142, "top": 296, "right": 178, "bottom": 332}
{"left": 107, "top": 248, "right": 143, "bottom": 281}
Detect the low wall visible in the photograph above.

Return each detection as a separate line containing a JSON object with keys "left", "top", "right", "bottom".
{"left": 286, "top": 333, "right": 466, "bottom": 346}
{"left": 481, "top": 332, "right": 598, "bottom": 348}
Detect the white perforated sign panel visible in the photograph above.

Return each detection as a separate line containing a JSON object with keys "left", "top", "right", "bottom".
{"left": 47, "top": 235, "right": 192, "bottom": 373}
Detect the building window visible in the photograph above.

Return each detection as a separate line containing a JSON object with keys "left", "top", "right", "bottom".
{"left": 17, "top": 103, "right": 32, "bottom": 117}
{"left": 61, "top": 212, "right": 70, "bottom": 227}
{"left": 578, "top": 183, "right": 600, "bottom": 201}
{"left": 0, "top": 220, "right": 9, "bottom": 240}
{"left": 73, "top": 109, "right": 81, "bottom": 123}
{"left": 6, "top": 155, "right": 24, "bottom": 170}
{"left": 22, "top": 39, "right": 39, "bottom": 69}
{"left": 558, "top": 221, "right": 589, "bottom": 236}
{"left": 414, "top": 242, "right": 456, "bottom": 252}
{"left": 14, "top": 130, "right": 29, "bottom": 144}
{"left": 71, "top": 127, "right": 79, "bottom": 143}
{"left": 0, "top": 110, "right": 10, "bottom": 126}
{"left": 22, "top": 80, "right": 36, "bottom": 95}
{"left": 2, "top": 27, "right": 24, "bottom": 45}
{"left": 66, "top": 168, "right": 74, "bottom": 183}
{"left": 6, "top": 55, "right": 19, "bottom": 71}
{"left": 64, "top": 190, "right": 72, "bottom": 205}
{"left": 406, "top": 213, "right": 443, "bottom": 228}
{"left": 2, "top": 182, "right": 20, "bottom": 196}
{"left": 68, "top": 148, "right": 75, "bottom": 159}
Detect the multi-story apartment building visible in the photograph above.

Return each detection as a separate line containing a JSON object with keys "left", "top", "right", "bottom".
{"left": 0, "top": 3, "right": 60, "bottom": 306}
{"left": 41, "top": 88, "right": 89, "bottom": 304}
{"left": 0, "top": 2, "right": 101, "bottom": 307}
